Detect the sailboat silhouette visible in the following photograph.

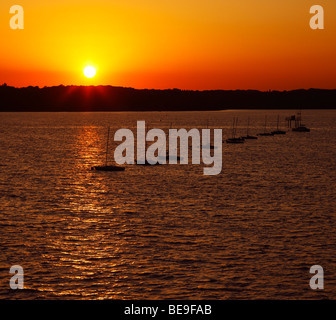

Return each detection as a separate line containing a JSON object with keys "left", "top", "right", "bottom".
{"left": 272, "top": 115, "right": 286, "bottom": 135}
{"left": 241, "top": 117, "right": 258, "bottom": 140}
{"left": 257, "top": 116, "right": 274, "bottom": 136}
{"left": 91, "top": 127, "right": 125, "bottom": 171}
{"left": 226, "top": 117, "right": 245, "bottom": 144}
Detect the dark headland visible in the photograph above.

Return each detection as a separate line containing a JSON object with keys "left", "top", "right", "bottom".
{"left": 1, "top": 84, "right": 335, "bottom": 111}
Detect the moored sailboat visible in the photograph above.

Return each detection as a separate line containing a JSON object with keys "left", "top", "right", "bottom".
{"left": 272, "top": 115, "right": 286, "bottom": 135}
{"left": 226, "top": 117, "right": 245, "bottom": 143}
{"left": 241, "top": 117, "right": 258, "bottom": 140}
{"left": 91, "top": 127, "right": 126, "bottom": 171}
{"left": 257, "top": 116, "right": 274, "bottom": 136}
{"left": 292, "top": 111, "right": 310, "bottom": 132}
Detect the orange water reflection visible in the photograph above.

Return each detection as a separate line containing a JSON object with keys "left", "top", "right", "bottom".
{"left": 39, "top": 126, "right": 132, "bottom": 299}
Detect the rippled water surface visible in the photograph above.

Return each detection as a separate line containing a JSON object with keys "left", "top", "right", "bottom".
{"left": 1, "top": 110, "right": 336, "bottom": 299}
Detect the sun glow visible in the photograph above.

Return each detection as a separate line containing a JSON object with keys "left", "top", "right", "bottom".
{"left": 1, "top": 1, "right": 336, "bottom": 89}
{"left": 83, "top": 66, "right": 96, "bottom": 78}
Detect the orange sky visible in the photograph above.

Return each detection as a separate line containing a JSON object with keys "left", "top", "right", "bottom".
{"left": 0, "top": 0, "right": 336, "bottom": 90}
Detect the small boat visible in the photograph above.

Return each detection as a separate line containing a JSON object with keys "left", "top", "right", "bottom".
{"left": 226, "top": 117, "right": 245, "bottom": 144}
{"left": 258, "top": 116, "right": 274, "bottom": 136}
{"left": 258, "top": 132, "right": 274, "bottom": 136}
{"left": 91, "top": 127, "right": 125, "bottom": 172}
{"left": 202, "top": 144, "right": 216, "bottom": 149}
{"left": 292, "top": 112, "right": 310, "bottom": 132}
{"left": 166, "top": 151, "right": 182, "bottom": 161}
{"left": 136, "top": 159, "right": 162, "bottom": 165}
{"left": 92, "top": 165, "right": 125, "bottom": 171}
{"left": 226, "top": 137, "right": 245, "bottom": 144}
{"left": 272, "top": 115, "right": 286, "bottom": 135}
{"left": 241, "top": 117, "right": 258, "bottom": 140}
{"left": 243, "top": 135, "right": 258, "bottom": 139}
{"left": 292, "top": 125, "right": 310, "bottom": 132}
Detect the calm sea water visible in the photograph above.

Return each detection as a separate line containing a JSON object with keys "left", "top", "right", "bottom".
{"left": 0, "top": 110, "right": 336, "bottom": 300}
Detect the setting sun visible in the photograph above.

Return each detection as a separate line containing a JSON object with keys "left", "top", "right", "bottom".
{"left": 83, "top": 66, "right": 96, "bottom": 79}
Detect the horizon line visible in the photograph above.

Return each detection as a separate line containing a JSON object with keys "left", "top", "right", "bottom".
{"left": 1, "top": 83, "right": 335, "bottom": 92}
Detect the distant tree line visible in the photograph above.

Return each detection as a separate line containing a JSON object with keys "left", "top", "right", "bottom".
{"left": 0, "top": 85, "right": 335, "bottom": 111}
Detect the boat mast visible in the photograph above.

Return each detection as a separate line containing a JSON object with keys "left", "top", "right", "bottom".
{"left": 235, "top": 117, "right": 238, "bottom": 138}
{"left": 105, "top": 126, "right": 110, "bottom": 166}
{"left": 231, "top": 117, "right": 238, "bottom": 138}
{"left": 277, "top": 115, "right": 279, "bottom": 130}
{"left": 232, "top": 117, "right": 236, "bottom": 138}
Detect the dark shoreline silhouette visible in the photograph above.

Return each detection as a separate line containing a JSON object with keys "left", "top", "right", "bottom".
{"left": 1, "top": 84, "right": 336, "bottom": 111}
